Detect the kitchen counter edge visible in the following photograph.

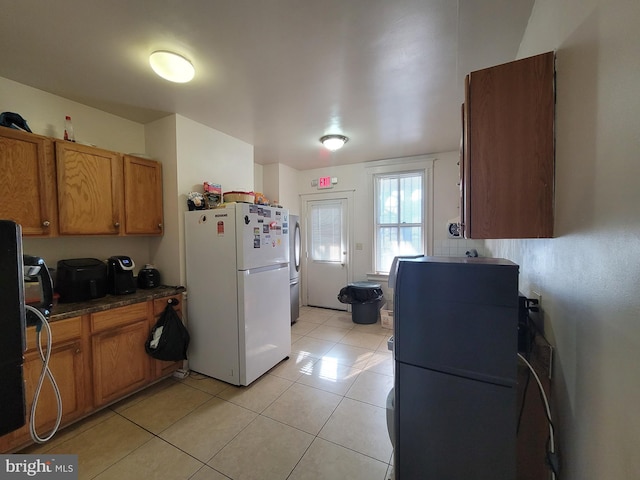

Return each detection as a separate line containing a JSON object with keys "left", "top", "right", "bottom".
{"left": 49, "top": 285, "right": 186, "bottom": 322}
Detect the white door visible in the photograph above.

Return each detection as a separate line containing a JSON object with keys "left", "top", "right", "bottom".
{"left": 305, "top": 197, "right": 349, "bottom": 310}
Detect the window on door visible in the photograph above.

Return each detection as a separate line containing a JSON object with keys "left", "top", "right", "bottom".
{"left": 374, "top": 171, "right": 424, "bottom": 273}
{"left": 309, "top": 201, "right": 343, "bottom": 262}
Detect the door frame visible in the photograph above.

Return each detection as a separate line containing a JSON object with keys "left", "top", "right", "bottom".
{"left": 300, "top": 190, "right": 354, "bottom": 308}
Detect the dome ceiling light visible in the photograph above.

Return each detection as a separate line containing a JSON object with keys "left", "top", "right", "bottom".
{"left": 149, "top": 50, "right": 195, "bottom": 83}
{"left": 320, "top": 134, "right": 349, "bottom": 151}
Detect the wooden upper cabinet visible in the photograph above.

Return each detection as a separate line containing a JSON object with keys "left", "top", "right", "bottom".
{"left": 123, "top": 155, "right": 163, "bottom": 235}
{"left": 0, "top": 127, "right": 57, "bottom": 236}
{"left": 462, "top": 51, "right": 555, "bottom": 239}
{"left": 55, "top": 141, "right": 123, "bottom": 235}
{"left": 1, "top": 129, "right": 163, "bottom": 238}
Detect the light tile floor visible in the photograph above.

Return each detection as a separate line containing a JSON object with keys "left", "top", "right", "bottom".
{"left": 23, "top": 307, "right": 395, "bottom": 480}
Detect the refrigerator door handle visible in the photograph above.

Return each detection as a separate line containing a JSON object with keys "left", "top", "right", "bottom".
{"left": 244, "top": 263, "right": 288, "bottom": 275}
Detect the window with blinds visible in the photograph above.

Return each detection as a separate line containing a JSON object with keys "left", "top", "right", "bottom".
{"left": 309, "top": 201, "right": 343, "bottom": 262}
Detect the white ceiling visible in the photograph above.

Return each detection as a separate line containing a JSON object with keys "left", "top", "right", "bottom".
{"left": 0, "top": 0, "right": 533, "bottom": 171}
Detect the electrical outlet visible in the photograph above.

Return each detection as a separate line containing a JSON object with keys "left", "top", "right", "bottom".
{"left": 528, "top": 290, "right": 553, "bottom": 380}
{"left": 172, "top": 369, "right": 189, "bottom": 379}
{"left": 528, "top": 290, "right": 543, "bottom": 335}
{"left": 531, "top": 290, "right": 542, "bottom": 308}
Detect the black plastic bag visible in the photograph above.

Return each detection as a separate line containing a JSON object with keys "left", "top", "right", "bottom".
{"left": 145, "top": 299, "right": 190, "bottom": 361}
{"left": 337, "top": 283, "right": 383, "bottom": 304}
{"left": 0, "top": 112, "right": 32, "bottom": 132}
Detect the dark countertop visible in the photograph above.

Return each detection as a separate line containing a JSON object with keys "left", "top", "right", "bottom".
{"left": 49, "top": 285, "right": 186, "bottom": 322}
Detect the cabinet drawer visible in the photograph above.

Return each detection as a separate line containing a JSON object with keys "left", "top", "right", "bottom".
{"left": 153, "top": 295, "right": 182, "bottom": 316}
{"left": 25, "top": 316, "right": 82, "bottom": 352}
{"left": 91, "top": 302, "right": 148, "bottom": 333}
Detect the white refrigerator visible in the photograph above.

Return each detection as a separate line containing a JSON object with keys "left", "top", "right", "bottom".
{"left": 185, "top": 204, "right": 291, "bottom": 386}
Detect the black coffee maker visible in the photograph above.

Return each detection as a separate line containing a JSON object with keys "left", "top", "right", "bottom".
{"left": 107, "top": 256, "right": 136, "bottom": 295}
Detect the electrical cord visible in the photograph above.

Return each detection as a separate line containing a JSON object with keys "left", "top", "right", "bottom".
{"left": 516, "top": 311, "right": 537, "bottom": 433}
{"left": 518, "top": 352, "right": 559, "bottom": 480}
{"left": 516, "top": 347, "right": 533, "bottom": 433}
{"left": 25, "top": 305, "right": 63, "bottom": 444}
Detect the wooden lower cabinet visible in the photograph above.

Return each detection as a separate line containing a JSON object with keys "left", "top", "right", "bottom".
{"left": 150, "top": 295, "right": 184, "bottom": 379}
{"left": 0, "top": 293, "right": 183, "bottom": 453}
{"left": 90, "top": 303, "right": 151, "bottom": 407}
{"left": 0, "top": 316, "right": 86, "bottom": 452}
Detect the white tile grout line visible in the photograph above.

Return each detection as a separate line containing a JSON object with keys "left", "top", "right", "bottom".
{"left": 87, "top": 307, "right": 393, "bottom": 479}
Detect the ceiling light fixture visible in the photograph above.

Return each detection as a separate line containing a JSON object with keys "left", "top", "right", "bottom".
{"left": 149, "top": 50, "right": 195, "bottom": 83}
{"left": 320, "top": 134, "right": 349, "bottom": 151}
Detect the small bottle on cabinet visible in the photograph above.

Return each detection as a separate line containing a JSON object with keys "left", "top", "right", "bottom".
{"left": 64, "top": 115, "right": 75, "bottom": 142}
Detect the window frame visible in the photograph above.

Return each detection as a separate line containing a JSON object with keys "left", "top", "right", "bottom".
{"left": 374, "top": 171, "right": 425, "bottom": 273}
{"left": 366, "top": 156, "right": 434, "bottom": 275}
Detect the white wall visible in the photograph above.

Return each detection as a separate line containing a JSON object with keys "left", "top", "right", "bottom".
{"left": 295, "top": 151, "right": 482, "bottom": 305}
{"left": 0, "top": 76, "right": 144, "bottom": 153}
{"left": 0, "top": 76, "right": 155, "bottom": 273}
{"left": 145, "top": 115, "right": 179, "bottom": 285}
{"left": 277, "top": 163, "right": 302, "bottom": 216}
{"left": 262, "top": 164, "right": 279, "bottom": 207}
{"left": 175, "top": 114, "right": 254, "bottom": 196}
{"left": 262, "top": 163, "right": 302, "bottom": 215}
{"left": 485, "top": 1, "right": 640, "bottom": 478}
{"left": 145, "top": 114, "right": 256, "bottom": 287}
{"left": 254, "top": 163, "right": 264, "bottom": 194}
{"left": 1, "top": 75, "right": 256, "bottom": 290}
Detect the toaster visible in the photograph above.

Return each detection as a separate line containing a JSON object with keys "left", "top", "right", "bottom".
{"left": 137, "top": 264, "right": 161, "bottom": 289}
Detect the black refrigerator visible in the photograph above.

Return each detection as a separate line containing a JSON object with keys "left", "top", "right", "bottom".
{"left": 393, "top": 256, "right": 519, "bottom": 479}
{"left": 0, "top": 220, "right": 27, "bottom": 435}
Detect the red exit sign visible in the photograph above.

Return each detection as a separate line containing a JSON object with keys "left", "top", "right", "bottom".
{"left": 318, "top": 176, "right": 333, "bottom": 189}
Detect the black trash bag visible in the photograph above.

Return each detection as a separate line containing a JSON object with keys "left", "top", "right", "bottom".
{"left": 145, "top": 299, "right": 190, "bottom": 361}
{"left": 0, "top": 112, "right": 32, "bottom": 132}
{"left": 337, "top": 283, "right": 384, "bottom": 304}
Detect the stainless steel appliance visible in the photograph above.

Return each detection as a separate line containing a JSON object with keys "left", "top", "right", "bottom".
{"left": 107, "top": 256, "right": 136, "bottom": 295}
{"left": 392, "top": 256, "right": 519, "bottom": 479}
{"left": 185, "top": 204, "right": 291, "bottom": 386}
{"left": 289, "top": 214, "right": 301, "bottom": 324}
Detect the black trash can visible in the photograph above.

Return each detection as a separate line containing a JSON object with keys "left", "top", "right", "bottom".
{"left": 337, "top": 281, "right": 384, "bottom": 324}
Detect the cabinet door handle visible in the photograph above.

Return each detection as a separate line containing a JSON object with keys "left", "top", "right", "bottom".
{"left": 114, "top": 222, "right": 120, "bottom": 227}
{"left": 158, "top": 223, "right": 163, "bottom": 229}
{"left": 75, "top": 348, "right": 81, "bottom": 355}
{"left": 42, "top": 220, "right": 50, "bottom": 227}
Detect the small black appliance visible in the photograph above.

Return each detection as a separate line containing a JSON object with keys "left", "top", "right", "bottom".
{"left": 137, "top": 264, "right": 161, "bottom": 289}
{"left": 56, "top": 258, "right": 107, "bottom": 303}
{"left": 107, "top": 256, "right": 136, "bottom": 295}
{"left": 24, "top": 255, "right": 54, "bottom": 325}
